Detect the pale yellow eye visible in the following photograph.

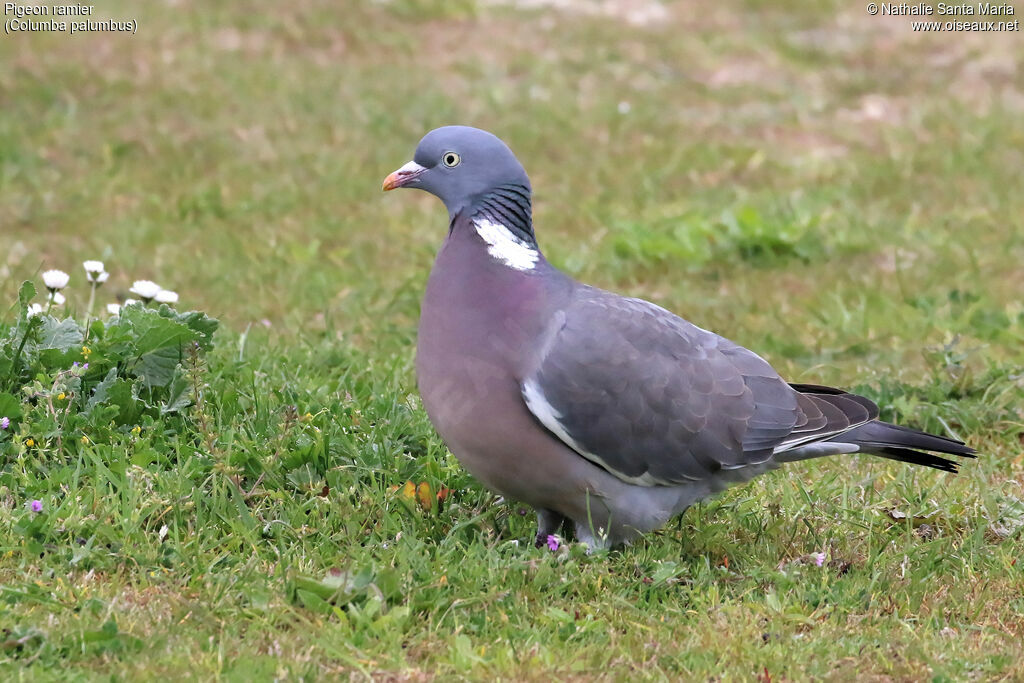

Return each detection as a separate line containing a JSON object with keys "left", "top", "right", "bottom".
{"left": 442, "top": 151, "right": 461, "bottom": 168}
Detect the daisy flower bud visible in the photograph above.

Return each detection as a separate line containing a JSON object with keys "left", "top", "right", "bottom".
{"left": 42, "top": 269, "right": 70, "bottom": 292}
{"left": 89, "top": 271, "right": 109, "bottom": 284}
{"left": 106, "top": 303, "right": 121, "bottom": 316}
{"left": 130, "top": 280, "right": 161, "bottom": 303}
{"left": 27, "top": 303, "right": 44, "bottom": 317}
{"left": 123, "top": 298, "right": 139, "bottom": 306}
{"left": 155, "top": 289, "right": 179, "bottom": 304}
{"left": 47, "top": 292, "right": 66, "bottom": 305}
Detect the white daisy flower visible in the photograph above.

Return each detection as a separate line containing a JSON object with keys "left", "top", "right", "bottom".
{"left": 83, "top": 260, "right": 105, "bottom": 278}
{"left": 85, "top": 263, "right": 109, "bottom": 284}
{"left": 106, "top": 303, "right": 121, "bottom": 316}
{"left": 47, "top": 292, "right": 66, "bottom": 305}
{"left": 27, "top": 303, "right": 44, "bottom": 317}
{"left": 42, "top": 269, "right": 70, "bottom": 291}
{"left": 155, "top": 289, "right": 179, "bottom": 304}
{"left": 130, "top": 280, "right": 161, "bottom": 302}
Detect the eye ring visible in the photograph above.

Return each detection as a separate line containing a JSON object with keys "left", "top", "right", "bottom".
{"left": 442, "top": 152, "right": 461, "bottom": 168}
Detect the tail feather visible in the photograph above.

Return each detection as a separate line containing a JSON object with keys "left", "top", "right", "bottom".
{"left": 775, "top": 420, "right": 976, "bottom": 473}
{"left": 870, "top": 446, "right": 963, "bottom": 473}
{"left": 778, "top": 384, "right": 977, "bottom": 473}
{"left": 833, "top": 420, "right": 975, "bottom": 472}
{"left": 861, "top": 422, "right": 975, "bottom": 455}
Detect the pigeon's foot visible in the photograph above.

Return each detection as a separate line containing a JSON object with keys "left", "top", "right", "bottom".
{"left": 534, "top": 508, "right": 568, "bottom": 547}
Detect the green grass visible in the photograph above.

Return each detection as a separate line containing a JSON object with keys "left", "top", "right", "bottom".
{"left": 2, "top": 0, "right": 1024, "bottom": 678}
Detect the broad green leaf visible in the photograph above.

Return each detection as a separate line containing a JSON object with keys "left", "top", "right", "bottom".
{"left": 82, "top": 620, "right": 119, "bottom": 643}
{"left": 87, "top": 318, "right": 106, "bottom": 340}
{"left": 161, "top": 371, "right": 192, "bottom": 415}
{"left": 0, "top": 392, "right": 21, "bottom": 421}
{"left": 290, "top": 570, "right": 368, "bottom": 607}
{"left": 168, "top": 308, "right": 219, "bottom": 351}
{"left": 106, "top": 378, "right": 145, "bottom": 426}
{"left": 32, "top": 317, "right": 84, "bottom": 353}
{"left": 293, "top": 589, "right": 333, "bottom": 615}
{"left": 373, "top": 568, "right": 403, "bottom": 602}
{"left": 120, "top": 305, "right": 197, "bottom": 357}
{"left": 17, "top": 281, "right": 35, "bottom": 309}
{"left": 87, "top": 368, "right": 119, "bottom": 411}
{"left": 136, "top": 346, "right": 181, "bottom": 389}
{"left": 38, "top": 347, "right": 81, "bottom": 370}
{"left": 98, "top": 318, "right": 136, "bottom": 358}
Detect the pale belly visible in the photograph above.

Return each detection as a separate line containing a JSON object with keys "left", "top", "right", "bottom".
{"left": 416, "top": 340, "right": 555, "bottom": 502}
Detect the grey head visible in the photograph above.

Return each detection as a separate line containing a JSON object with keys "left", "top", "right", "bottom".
{"left": 383, "top": 126, "right": 534, "bottom": 241}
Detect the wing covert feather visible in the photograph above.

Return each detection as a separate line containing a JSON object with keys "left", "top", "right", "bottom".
{"left": 522, "top": 287, "right": 805, "bottom": 485}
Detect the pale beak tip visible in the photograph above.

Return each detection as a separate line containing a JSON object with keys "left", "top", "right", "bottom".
{"left": 382, "top": 161, "right": 426, "bottom": 193}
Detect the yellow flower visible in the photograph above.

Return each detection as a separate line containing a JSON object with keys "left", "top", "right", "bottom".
{"left": 25, "top": 438, "right": 35, "bottom": 447}
{"left": 82, "top": 346, "right": 92, "bottom": 357}
{"left": 57, "top": 392, "right": 66, "bottom": 400}
{"left": 131, "top": 425, "right": 141, "bottom": 435}
{"left": 81, "top": 435, "right": 89, "bottom": 444}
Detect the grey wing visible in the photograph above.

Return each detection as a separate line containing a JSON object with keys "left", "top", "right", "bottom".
{"left": 521, "top": 287, "right": 874, "bottom": 486}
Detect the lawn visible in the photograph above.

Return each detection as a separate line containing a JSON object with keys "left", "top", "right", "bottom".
{"left": 1, "top": 0, "right": 1023, "bottom": 679}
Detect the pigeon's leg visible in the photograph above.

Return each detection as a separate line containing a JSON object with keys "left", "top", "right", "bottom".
{"left": 534, "top": 508, "right": 568, "bottom": 547}
{"left": 573, "top": 520, "right": 613, "bottom": 552}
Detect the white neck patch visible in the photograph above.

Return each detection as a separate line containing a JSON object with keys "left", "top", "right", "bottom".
{"left": 472, "top": 217, "right": 539, "bottom": 271}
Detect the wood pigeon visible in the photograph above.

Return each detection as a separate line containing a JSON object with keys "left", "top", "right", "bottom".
{"left": 383, "top": 125, "right": 975, "bottom": 549}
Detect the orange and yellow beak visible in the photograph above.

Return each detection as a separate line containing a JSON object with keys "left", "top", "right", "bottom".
{"left": 382, "top": 160, "right": 427, "bottom": 191}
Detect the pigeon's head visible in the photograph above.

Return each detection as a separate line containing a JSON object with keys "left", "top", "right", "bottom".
{"left": 383, "top": 126, "right": 530, "bottom": 217}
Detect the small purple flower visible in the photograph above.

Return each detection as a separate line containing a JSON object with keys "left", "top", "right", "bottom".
{"left": 30, "top": 500, "right": 43, "bottom": 513}
{"left": 0, "top": 417, "right": 9, "bottom": 430}
{"left": 812, "top": 552, "right": 825, "bottom": 567}
{"left": 546, "top": 534, "right": 560, "bottom": 552}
